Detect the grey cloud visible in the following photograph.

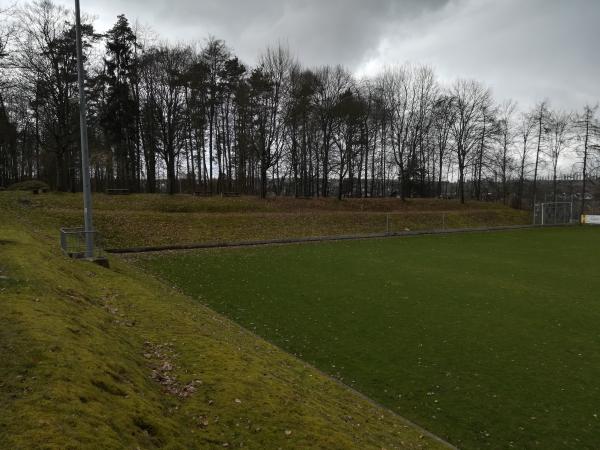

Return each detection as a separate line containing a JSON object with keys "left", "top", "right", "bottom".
{"left": 55, "top": 0, "right": 449, "bottom": 67}
{"left": 150, "top": 0, "right": 450, "bottom": 68}
{"left": 359, "top": 0, "right": 600, "bottom": 109}
{"left": 46, "top": 0, "right": 600, "bottom": 109}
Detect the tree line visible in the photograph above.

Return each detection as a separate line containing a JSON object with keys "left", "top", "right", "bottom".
{"left": 1, "top": 1, "right": 599, "bottom": 208}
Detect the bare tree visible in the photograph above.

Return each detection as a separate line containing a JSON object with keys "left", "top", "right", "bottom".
{"left": 515, "top": 111, "right": 536, "bottom": 207}
{"left": 3, "top": 4, "right": 598, "bottom": 202}
{"left": 381, "top": 66, "right": 409, "bottom": 199}
{"left": 545, "top": 110, "right": 572, "bottom": 202}
{"left": 449, "top": 79, "right": 491, "bottom": 203}
{"left": 0, "top": 4, "right": 15, "bottom": 64}
{"left": 573, "top": 105, "right": 599, "bottom": 213}
{"left": 201, "top": 37, "right": 229, "bottom": 192}
{"left": 0, "top": 4, "right": 17, "bottom": 186}
{"left": 494, "top": 100, "right": 517, "bottom": 204}
{"left": 531, "top": 100, "right": 549, "bottom": 206}
{"left": 253, "top": 44, "right": 293, "bottom": 198}
{"left": 144, "top": 44, "right": 191, "bottom": 194}
{"left": 11, "top": 0, "right": 99, "bottom": 191}
{"left": 472, "top": 99, "right": 496, "bottom": 201}
{"left": 384, "top": 65, "right": 438, "bottom": 200}
{"left": 331, "top": 82, "right": 366, "bottom": 199}
{"left": 431, "top": 94, "right": 455, "bottom": 197}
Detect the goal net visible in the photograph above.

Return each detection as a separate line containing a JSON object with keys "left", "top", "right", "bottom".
{"left": 533, "top": 202, "right": 574, "bottom": 226}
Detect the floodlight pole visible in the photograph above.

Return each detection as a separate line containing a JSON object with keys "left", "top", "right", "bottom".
{"left": 75, "top": 0, "right": 94, "bottom": 258}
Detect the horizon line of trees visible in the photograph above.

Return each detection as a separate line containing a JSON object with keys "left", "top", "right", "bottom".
{"left": 1, "top": 1, "right": 599, "bottom": 210}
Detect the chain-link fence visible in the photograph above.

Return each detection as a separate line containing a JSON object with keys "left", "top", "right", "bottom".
{"left": 105, "top": 209, "right": 537, "bottom": 253}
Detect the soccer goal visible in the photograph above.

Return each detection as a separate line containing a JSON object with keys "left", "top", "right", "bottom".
{"left": 533, "top": 202, "right": 574, "bottom": 226}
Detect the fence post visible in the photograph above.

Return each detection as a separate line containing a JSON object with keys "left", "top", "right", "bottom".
{"left": 570, "top": 202, "right": 573, "bottom": 223}
{"left": 442, "top": 213, "right": 446, "bottom": 230}
{"left": 386, "top": 214, "right": 390, "bottom": 235}
{"left": 60, "top": 229, "right": 65, "bottom": 253}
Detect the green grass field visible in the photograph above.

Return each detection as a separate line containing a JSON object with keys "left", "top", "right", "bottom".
{"left": 140, "top": 227, "right": 600, "bottom": 450}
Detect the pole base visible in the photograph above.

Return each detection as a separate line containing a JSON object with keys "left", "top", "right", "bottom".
{"left": 84, "top": 257, "right": 110, "bottom": 268}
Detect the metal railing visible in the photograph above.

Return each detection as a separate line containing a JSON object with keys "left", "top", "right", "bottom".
{"left": 60, "top": 227, "right": 104, "bottom": 259}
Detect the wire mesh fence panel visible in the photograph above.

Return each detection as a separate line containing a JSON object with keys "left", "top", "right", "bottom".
{"left": 60, "top": 227, "right": 104, "bottom": 259}
{"left": 533, "top": 202, "right": 574, "bottom": 225}
{"left": 385, "top": 210, "right": 528, "bottom": 234}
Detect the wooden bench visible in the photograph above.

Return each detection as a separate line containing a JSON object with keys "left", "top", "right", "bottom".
{"left": 222, "top": 192, "right": 241, "bottom": 198}
{"left": 106, "top": 189, "right": 130, "bottom": 195}
{"left": 193, "top": 191, "right": 213, "bottom": 197}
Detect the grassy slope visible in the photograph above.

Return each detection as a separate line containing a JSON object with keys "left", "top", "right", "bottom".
{"left": 140, "top": 228, "right": 600, "bottom": 450}
{"left": 6, "top": 192, "right": 529, "bottom": 248}
{"left": 0, "top": 196, "right": 448, "bottom": 449}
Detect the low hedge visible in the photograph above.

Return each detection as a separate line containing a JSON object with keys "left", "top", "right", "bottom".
{"left": 7, "top": 180, "right": 50, "bottom": 191}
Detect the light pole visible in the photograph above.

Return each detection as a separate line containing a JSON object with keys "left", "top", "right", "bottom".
{"left": 74, "top": 0, "right": 94, "bottom": 258}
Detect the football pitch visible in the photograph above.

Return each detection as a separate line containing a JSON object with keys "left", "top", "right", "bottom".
{"left": 141, "top": 227, "right": 600, "bottom": 449}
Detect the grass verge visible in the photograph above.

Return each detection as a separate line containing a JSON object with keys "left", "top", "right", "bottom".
{"left": 1, "top": 192, "right": 530, "bottom": 249}
{"left": 0, "top": 199, "right": 448, "bottom": 449}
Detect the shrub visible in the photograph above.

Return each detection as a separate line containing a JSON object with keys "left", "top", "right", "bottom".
{"left": 7, "top": 180, "right": 50, "bottom": 191}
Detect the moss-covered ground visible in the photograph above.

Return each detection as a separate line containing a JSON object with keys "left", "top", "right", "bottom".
{"left": 0, "top": 192, "right": 449, "bottom": 449}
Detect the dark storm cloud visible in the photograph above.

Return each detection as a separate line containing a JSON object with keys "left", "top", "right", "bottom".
{"left": 42, "top": 0, "right": 600, "bottom": 109}
{"left": 76, "top": 0, "right": 449, "bottom": 68}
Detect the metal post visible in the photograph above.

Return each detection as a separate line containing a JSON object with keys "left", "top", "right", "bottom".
{"left": 75, "top": 0, "right": 94, "bottom": 258}
{"left": 541, "top": 203, "right": 544, "bottom": 226}
{"left": 570, "top": 201, "right": 573, "bottom": 224}
{"left": 442, "top": 213, "right": 445, "bottom": 230}
{"left": 386, "top": 214, "right": 390, "bottom": 234}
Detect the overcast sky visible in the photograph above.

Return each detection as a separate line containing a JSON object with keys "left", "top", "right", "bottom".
{"left": 19, "top": 0, "right": 600, "bottom": 111}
